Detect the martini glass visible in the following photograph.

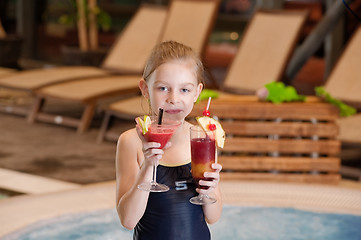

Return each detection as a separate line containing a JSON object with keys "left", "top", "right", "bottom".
{"left": 189, "top": 125, "right": 217, "bottom": 205}
{"left": 136, "top": 116, "right": 181, "bottom": 192}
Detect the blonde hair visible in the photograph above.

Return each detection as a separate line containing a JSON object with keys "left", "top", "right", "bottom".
{"left": 143, "top": 41, "right": 204, "bottom": 84}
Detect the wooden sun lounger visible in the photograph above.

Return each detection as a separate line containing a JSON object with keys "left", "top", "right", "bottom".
{"left": 0, "top": 67, "right": 16, "bottom": 78}
{"left": 0, "top": 5, "right": 168, "bottom": 116}
{"left": 97, "top": 9, "right": 308, "bottom": 141}
{"left": 160, "top": 0, "right": 219, "bottom": 57}
{"left": 27, "top": 0, "right": 220, "bottom": 133}
{"left": 324, "top": 26, "right": 361, "bottom": 109}
{"left": 29, "top": 76, "right": 141, "bottom": 133}
{"left": 221, "top": 9, "right": 307, "bottom": 94}
{"left": 323, "top": 27, "right": 361, "bottom": 181}
{"left": 324, "top": 26, "right": 361, "bottom": 145}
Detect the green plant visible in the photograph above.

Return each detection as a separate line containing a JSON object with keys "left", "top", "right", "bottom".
{"left": 58, "top": 0, "right": 111, "bottom": 51}
{"left": 315, "top": 86, "right": 356, "bottom": 117}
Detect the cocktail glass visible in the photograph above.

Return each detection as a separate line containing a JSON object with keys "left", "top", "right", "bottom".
{"left": 189, "top": 125, "right": 217, "bottom": 205}
{"left": 136, "top": 116, "right": 181, "bottom": 192}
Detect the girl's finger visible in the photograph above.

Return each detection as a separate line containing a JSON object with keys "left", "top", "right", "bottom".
{"left": 204, "top": 172, "right": 219, "bottom": 181}
{"left": 196, "top": 182, "right": 217, "bottom": 195}
{"left": 212, "top": 163, "right": 222, "bottom": 173}
{"left": 144, "top": 148, "right": 164, "bottom": 158}
{"left": 163, "top": 141, "right": 172, "bottom": 149}
{"left": 198, "top": 180, "right": 216, "bottom": 189}
{"left": 143, "top": 142, "right": 161, "bottom": 151}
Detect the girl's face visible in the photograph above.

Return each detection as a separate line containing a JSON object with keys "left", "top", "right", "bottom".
{"left": 140, "top": 61, "right": 203, "bottom": 121}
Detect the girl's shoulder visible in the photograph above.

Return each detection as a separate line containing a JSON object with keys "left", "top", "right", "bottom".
{"left": 117, "top": 128, "right": 141, "bottom": 149}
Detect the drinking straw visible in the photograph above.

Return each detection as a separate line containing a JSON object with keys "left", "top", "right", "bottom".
{"left": 158, "top": 108, "right": 164, "bottom": 125}
{"left": 206, "top": 97, "right": 212, "bottom": 111}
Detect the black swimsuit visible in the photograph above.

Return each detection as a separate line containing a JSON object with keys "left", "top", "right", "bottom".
{"left": 133, "top": 163, "right": 210, "bottom": 240}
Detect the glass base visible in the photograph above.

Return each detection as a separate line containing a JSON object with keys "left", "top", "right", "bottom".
{"left": 189, "top": 194, "right": 217, "bottom": 205}
{"left": 137, "top": 182, "right": 169, "bottom": 192}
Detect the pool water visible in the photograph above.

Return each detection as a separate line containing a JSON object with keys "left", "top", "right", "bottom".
{"left": 3, "top": 206, "right": 361, "bottom": 240}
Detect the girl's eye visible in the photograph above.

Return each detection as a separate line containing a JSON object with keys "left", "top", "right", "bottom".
{"left": 159, "top": 86, "right": 168, "bottom": 92}
{"left": 181, "top": 88, "right": 190, "bottom": 93}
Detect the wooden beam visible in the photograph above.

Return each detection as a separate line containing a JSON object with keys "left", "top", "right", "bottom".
{"left": 324, "top": 0, "right": 345, "bottom": 80}
{"left": 219, "top": 156, "right": 340, "bottom": 172}
{"left": 221, "top": 172, "right": 341, "bottom": 184}
{"left": 285, "top": 0, "right": 353, "bottom": 82}
{"left": 88, "top": 0, "right": 98, "bottom": 50}
{"left": 222, "top": 138, "right": 341, "bottom": 155}
{"left": 17, "top": 0, "right": 36, "bottom": 58}
{"left": 77, "top": 0, "right": 89, "bottom": 51}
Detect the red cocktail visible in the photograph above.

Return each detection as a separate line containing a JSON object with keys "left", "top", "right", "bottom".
{"left": 189, "top": 125, "right": 217, "bottom": 205}
{"left": 136, "top": 116, "right": 181, "bottom": 192}
{"left": 145, "top": 127, "right": 175, "bottom": 149}
{"left": 191, "top": 137, "right": 216, "bottom": 189}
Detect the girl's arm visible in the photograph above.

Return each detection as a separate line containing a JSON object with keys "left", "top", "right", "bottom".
{"left": 199, "top": 163, "right": 223, "bottom": 224}
{"left": 115, "top": 129, "right": 163, "bottom": 229}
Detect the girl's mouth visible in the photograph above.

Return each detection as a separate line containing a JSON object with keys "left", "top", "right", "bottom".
{"left": 165, "top": 109, "right": 182, "bottom": 114}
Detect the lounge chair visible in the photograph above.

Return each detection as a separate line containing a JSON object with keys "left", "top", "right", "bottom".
{"left": 0, "top": 4, "right": 168, "bottom": 116}
{"left": 27, "top": 0, "right": 221, "bottom": 133}
{"left": 97, "top": 9, "right": 308, "bottom": 142}
{"left": 0, "top": 67, "right": 16, "bottom": 78}
{"left": 323, "top": 26, "right": 361, "bottom": 109}
{"left": 323, "top": 26, "right": 361, "bottom": 146}
{"left": 324, "top": 26, "right": 361, "bottom": 180}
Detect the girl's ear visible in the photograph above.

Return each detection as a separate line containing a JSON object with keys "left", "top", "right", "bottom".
{"left": 194, "top": 83, "right": 203, "bottom": 103}
{"left": 139, "top": 78, "right": 149, "bottom": 99}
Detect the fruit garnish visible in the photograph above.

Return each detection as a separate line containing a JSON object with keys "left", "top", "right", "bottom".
{"left": 208, "top": 123, "right": 216, "bottom": 131}
{"left": 196, "top": 116, "right": 225, "bottom": 148}
{"left": 137, "top": 115, "right": 151, "bottom": 135}
{"left": 202, "top": 110, "right": 210, "bottom": 116}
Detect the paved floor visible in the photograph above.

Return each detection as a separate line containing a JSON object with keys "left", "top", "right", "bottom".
{"left": 0, "top": 109, "right": 132, "bottom": 184}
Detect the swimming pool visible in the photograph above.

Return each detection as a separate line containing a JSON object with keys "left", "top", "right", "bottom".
{"left": 3, "top": 205, "right": 361, "bottom": 240}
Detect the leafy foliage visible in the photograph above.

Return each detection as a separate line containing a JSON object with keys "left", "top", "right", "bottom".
{"left": 315, "top": 86, "right": 356, "bottom": 117}
{"left": 265, "top": 81, "right": 306, "bottom": 103}
{"left": 58, "top": 0, "right": 111, "bottom": 31}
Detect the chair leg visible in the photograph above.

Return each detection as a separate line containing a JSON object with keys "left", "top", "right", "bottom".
{"left": 97, "top": 111, "right": 112, "bottom": 143}
{"left": 77, "top": 103, "right": 96, "bottom": 134}
{"left": 27, "top": 96, "right": 44, "bottom": 123}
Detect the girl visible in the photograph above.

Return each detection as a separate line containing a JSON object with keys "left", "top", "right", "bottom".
{"left": 115, "top": 41, "right": 222, "bottom": 240}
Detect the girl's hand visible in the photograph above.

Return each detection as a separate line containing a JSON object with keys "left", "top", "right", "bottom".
{"left": 197, "top": 163, "right": 222, "bottom": 194}
{"left": 141, "top": 142, "right": 172, "bottom": 168}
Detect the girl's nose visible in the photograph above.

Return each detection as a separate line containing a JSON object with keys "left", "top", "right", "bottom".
{"left": 167, "top": 92, "right": 179, "bottom": 104}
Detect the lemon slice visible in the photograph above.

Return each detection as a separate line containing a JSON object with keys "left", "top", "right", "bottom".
{"left": 137, "top": 115, "right": 151, "bottom": 135}
{"left": 196, "top": 116, "right": 225, "bottom": 148}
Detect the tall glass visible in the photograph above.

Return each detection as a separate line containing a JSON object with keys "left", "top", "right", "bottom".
{"left": 136, "top": 116, "right": 181, "bottom": 192}
{"left": 189, "top": 125, "right": 217, "bottom": 205}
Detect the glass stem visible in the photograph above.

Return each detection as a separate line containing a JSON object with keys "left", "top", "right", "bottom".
{"left": 151, "top": 163, "right": 157, "bottom": 184}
